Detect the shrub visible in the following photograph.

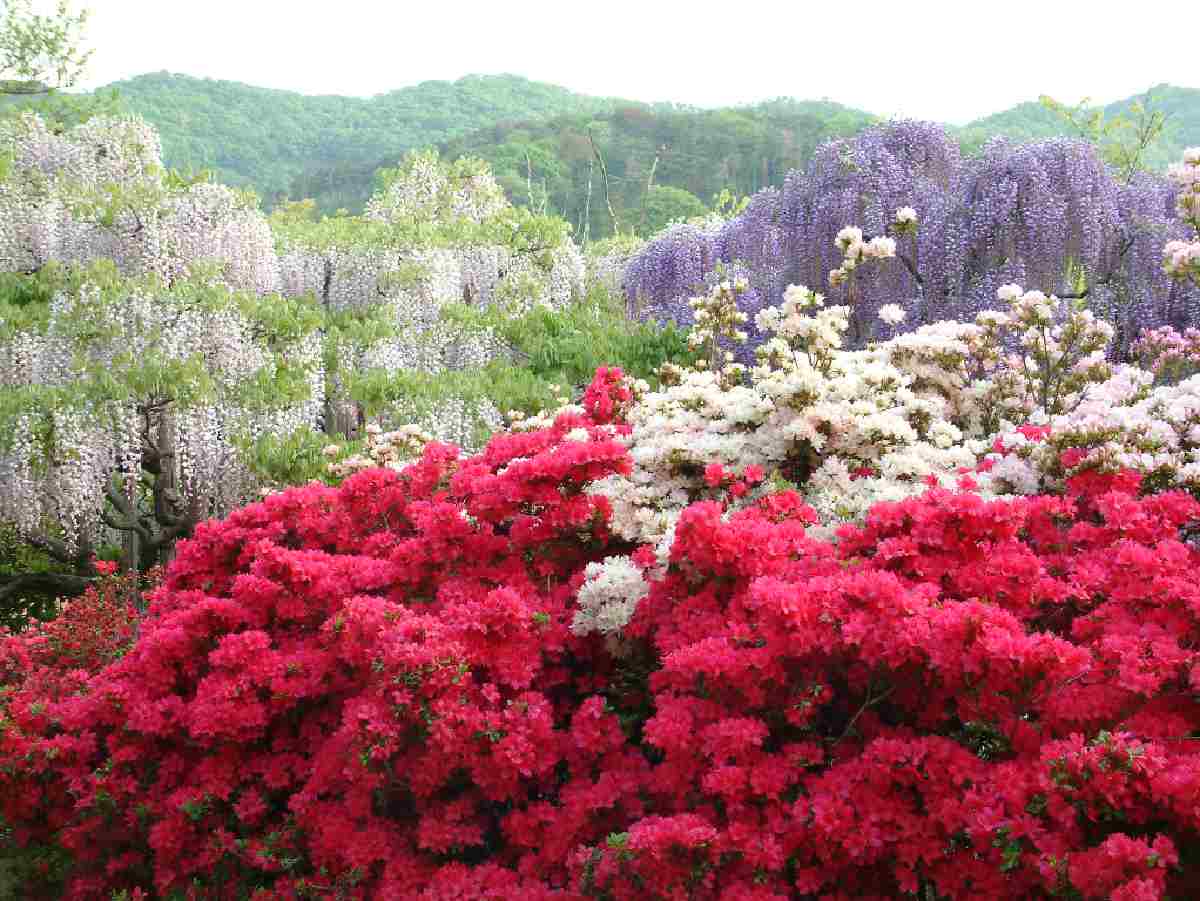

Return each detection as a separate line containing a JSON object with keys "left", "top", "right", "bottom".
{"left": 0, "top": 570, "right": 144, "bottom": 895}
{"left": 3, "top": 369, "right": 1200, "bottom": 898}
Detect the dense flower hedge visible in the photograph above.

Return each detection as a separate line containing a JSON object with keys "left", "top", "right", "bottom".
{"left": 3, "top": 370, "right": 1200, "bottom": 898}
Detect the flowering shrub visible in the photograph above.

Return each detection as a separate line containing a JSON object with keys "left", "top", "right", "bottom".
{"left": 1133, "top": 324, "right": 1200, "bottom": 384}
{"left": 0, "top": 570, "right": 145, "bottom": 895}
{"left": 1164, "top": 147, "right": 1200, "bottom": 286}
{"left": 5, "top": 406, "right": 1200, "bottom": 897}
{"left": 626, "top": 124, "right": 1200, "bottom": 357}
{"left": 588, "top": 275, "right": 1122, "bottom": 553}
{"left": 9, "top": 115, "right": 1200, "bottom": 900}
{"left": 582, "top": 477, "right": 1200, "bottom": 899}
{"left": 0, "top": 375, "right": 638, "bottom": 899}
{"left": 975, "top": 365, "right": 1200, "bottom": 499}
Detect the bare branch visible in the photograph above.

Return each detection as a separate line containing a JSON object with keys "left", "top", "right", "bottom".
{"left": 588, "top": 130, "right": 621, "bottom": 236}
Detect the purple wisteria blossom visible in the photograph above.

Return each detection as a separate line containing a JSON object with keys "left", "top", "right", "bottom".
{"left": 626, "top": 120, "right": 1200, "bottom": 358}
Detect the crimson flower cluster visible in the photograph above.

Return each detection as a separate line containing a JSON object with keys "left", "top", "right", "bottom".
{"left": 3, "top": 369, "right": 1200, "bottom": 899}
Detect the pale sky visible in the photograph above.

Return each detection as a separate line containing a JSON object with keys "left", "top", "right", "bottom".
{"left": 55, "top": 0, "right": 1198, "bottom": 124}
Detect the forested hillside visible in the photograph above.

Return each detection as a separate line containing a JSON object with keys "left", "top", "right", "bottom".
{"left": 107, "top": 71, "right": 629, "bottom": 202}
{"left": 957, "top": 84, "right": 1200, "bottom": 164}
{"left": 289, "top": 99, "right": 879, "bottom": 235}
{"left": 100, "top": 72, "right": 1200, "bottom": 239}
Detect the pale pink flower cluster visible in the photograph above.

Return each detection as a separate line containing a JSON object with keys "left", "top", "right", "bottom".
{"left": 1169, "top": 146, "right": 1200, "bottom": 226}
{"left": 1164, "top": 148, "right": 1200, "bottom": 285}
{"left": 975, "top": 366, "right": 1200, "bottom": 498}
{"left": 1133, "top": 325, "right": 1200, "bottom": 383}
{"left": 325, "top": 424, "right": 434, "bottom": 478}
{"left": 1163, "top": 238, "right": 1200, "bottom": 282}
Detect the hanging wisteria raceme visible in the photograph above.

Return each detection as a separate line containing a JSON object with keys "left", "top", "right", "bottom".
{"left": 954, "top": 138, "right": 1122, "bottom": 310}
{"left": 584, "top": 234, "right": 646, "bottom": 299}
{"left": 158, "top": 182, "right": 282, "bottom": 295}
{"left": 0, "top": 113, "right": 163, "bottom": 275}
{"left": 0, "top": 115, "right": 607, "bottom": 598}
{"left": 264, "top": 148, "right": 589, "bottom": 453}
{"left": 626, "top": 121, "right": 1200, "bottom": 357}
{"left": 622, "top": 219, "right": 724, "bottom": 324}
{"left": 364, "top": 151, "right": 508, "bottom": 227}
{"left": 0, "top": 112, "right": 281, "bottom": 294}
{"left": 0, "top": 267, "right": 324, "bottom": 559}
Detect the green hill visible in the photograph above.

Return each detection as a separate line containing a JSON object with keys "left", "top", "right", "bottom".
{"left": 104, "top": 72, "right": 630, "bottom": 204}
{"left": 84, "top": 73, "right": 1200, "bottom": 237}
{"left": 955, "top": 84, "right": 1200, "bottom": 167}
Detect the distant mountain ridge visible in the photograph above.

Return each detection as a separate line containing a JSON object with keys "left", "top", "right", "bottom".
{"left": 91, "top": 73, "right": 1200, "bottom": 234}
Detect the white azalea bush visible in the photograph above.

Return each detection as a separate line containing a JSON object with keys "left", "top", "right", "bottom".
{"left": 585, "top": 233, "right": 1121, "bottom": 565}
{"left": 569, "top": 554, "right": 652, "bottom": 639}
{"left": 566, "top": 214, "right": 1148, "bottom": 636}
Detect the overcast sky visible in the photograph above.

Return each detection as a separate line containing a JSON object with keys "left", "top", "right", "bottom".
{"left": 60, "top": 0, "right": 1196, "bottom": 124}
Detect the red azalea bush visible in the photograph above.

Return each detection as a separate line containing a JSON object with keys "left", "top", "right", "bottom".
{"left": 2, "top": 368, "right": 1200, "bottom": 898}
{"left": 1, "top": 569, "right": 146, "bottom": 893}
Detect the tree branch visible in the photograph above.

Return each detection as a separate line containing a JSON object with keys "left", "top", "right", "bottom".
{"left": 895, "top": 251, "right": 924, "bottom": 288}
{"left": 26, "top": 532, "right": 73, "bottom": 564}
{"left": 104, "top": 478, "right": 153, "bottom": 544}
{"left": 0, "top": 571, "right": 91, "bottom": 604}
{"left": 830, "top": 682, "right": 896, "bottom": 746}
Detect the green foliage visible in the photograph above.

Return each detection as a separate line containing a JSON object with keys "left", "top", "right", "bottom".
{"left": 0, "top": 0, "right": 111, "bottom": 135}
{"left": 954, "top": 84, "right": 1197, "bottom": 173}
{"left": 0, "top": 818, "right": 71, "bottom": 900}
{"left": 710, "top": 188, "right": 750, "bottom": 219}
{"left": 586, "top": 233, "right": 645, "bottom": 260}
{"left": 0, "top": 85, "right": 121, "bottom": 135}
{"left": 0, "top": 263, "right": 66, "bottom": 316}
{"left": 443, "top": 283, "right": 694, "bottom": 395}
{"left": 0, "top": 263, "right": 324, "bottom": 451}
{"left": 0, "top": 0, "right": 90, "bottom": 92}
{"left": 638, "top": 184, "right": 708, "bottom": 236}
{"left": 323, "top": 284, "right": 692, "bottom": 457}
{"left": 1039, "top": 90, "right": 1169, "bottom": 181}
{"left": 272, "top": 198, "right": 570, "bottom": 266}
{"left": 240, "top": 426, "right": 339, "bottom": 489}
{"left": 238, "top": 289, "right": 324, "bottom": 347}
{"left": 52, "top": 71, "right": 1200, "bottom": 235}
{"left": 350, "top": 364, "right": 544, "bottom": 427}
{"left": 0, "top": 521, "right": 58, "bottom": 629}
